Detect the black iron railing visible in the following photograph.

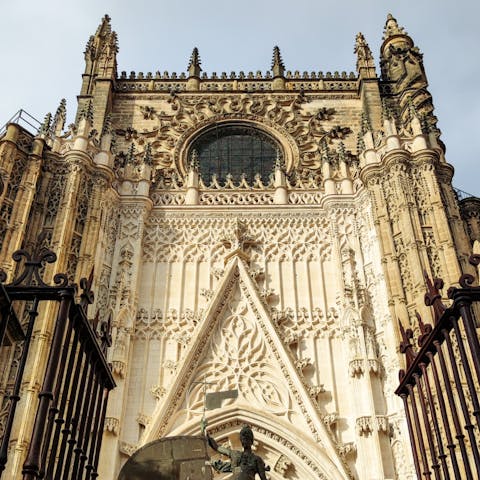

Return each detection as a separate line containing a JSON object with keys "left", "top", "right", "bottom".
{"left": 396, "top": 255, "right": 480, "bottom": 480}
{"left": 0, "top": 248, "right": 115, "bottom": 480}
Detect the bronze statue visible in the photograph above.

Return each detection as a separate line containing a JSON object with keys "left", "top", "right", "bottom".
{"left": 205, "top": 424, "right": 269, "bottom": 480}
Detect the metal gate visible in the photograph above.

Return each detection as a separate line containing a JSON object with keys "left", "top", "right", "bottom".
{"left": 396, "top": 255, "right": 480, "bottom": 479}
{"left": 0, "top": 247, "right": 115, "bottom": 479}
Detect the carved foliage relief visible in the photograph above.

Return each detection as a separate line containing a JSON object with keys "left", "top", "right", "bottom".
{"left": 113, "top": 94, "right": 357, "bottom": 176}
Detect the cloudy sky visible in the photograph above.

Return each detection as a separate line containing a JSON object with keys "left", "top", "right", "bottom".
{"left": 1, "top": 0, "right": 478, "bottom": 194}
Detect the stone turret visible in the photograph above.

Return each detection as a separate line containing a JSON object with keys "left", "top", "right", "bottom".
{"left": 380, "top": 13, "right": 439, "bottom": 137}
{"left": 78, "top": 14, "right": 118, "bottom": 131}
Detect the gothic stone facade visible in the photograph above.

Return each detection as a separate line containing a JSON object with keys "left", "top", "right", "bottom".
{"left": 1, "top": 14, "right": 479, "bottom": 480}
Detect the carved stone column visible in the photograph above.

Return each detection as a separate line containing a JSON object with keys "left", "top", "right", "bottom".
{"left": 0, "top": 136, "right": 45, "bottom": 274}
{"left": 75, "top": 171, "right": 113, "bottom": 282}
{"left": 98, "top": 186, "right": 152, "bottom": 478}
{"left": 0, "top": 124, "right": 21, "bottom": 207}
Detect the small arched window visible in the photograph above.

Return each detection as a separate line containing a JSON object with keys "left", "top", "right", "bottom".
{"left": 190, "top": 124, "right": 280, "bottom": 185}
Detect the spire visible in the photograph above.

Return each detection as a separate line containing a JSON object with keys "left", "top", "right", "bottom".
{"left": 383, "top": 13, "right": 406, "bottom": 40}
{"left": 52, "top": 99, "right": 67, "bottom": 136}
{"left": 95, "top": 14, "right": 113, "bottom": 36}
{"left": 84, "top": 15, "right": 118, "bottom": 61}
{"left": 271, "top": 46, "right": 285, "bottom": 77}
{"left": 188, "top": 47, "right": 202, "bottom": 77}
{"left": 354, "top": 33, "right": 376, "bottom": 78}
{"left": 82, "top": 14, "right": 118, "bottom": 95}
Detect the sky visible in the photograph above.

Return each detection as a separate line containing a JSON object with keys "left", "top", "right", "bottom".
{"left": 1, "top": 0, "right": 479, "bottom": 194}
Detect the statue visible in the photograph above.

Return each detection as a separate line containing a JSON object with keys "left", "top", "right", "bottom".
{"left": 204, "top": 424, "right": 270, "bottom": 480}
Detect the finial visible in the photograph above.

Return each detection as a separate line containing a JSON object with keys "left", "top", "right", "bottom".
{"left": 101, "top": 113, "right": 112, "bottom": 137}
{"left": 38, "top": 113, "right": 52, "bottom": 137}
{"left": 354, "top": 33, "right": 375, "bottom": 77}
{"left": 189, "top": 149, "right": 199, "bottom": 171}
{"left": 274, "top": 149, "right": 285, "bottom": 171}
{"left": 52, "top": 99, "right": 66, "bottom": 136}
{"left": 143, "top": 143, "right": 153, "bottom": 166}
{"left": 320, "top": 139, "right": 331, "bottom": 163}
{"left": 383, "top": 13, "right": 406, "bottom": 40}
{"left": 84, "top": 14, "right": 118, "bottom": 63}
{"left": 95, "top": 14, "right": 113, "bottom": 36}
{"left": 271, "top": 46, "right": 285, "bottom": 77}
{"left": 78, "top": 99, "right": 94, "bottom": 124}
{"left": 338, "top": 142, "right": 347, "bottom": 162}
{"left": 188, "top": 47, "right": 202, "bottom": 77}
{"left": 126, "top": 142, "right": 136, "bottom": 164}
{"left": 356, "top": 131, "right": 366, "bottom": 153}
{"left": 360, "top": 111, "right": 372, "bottom": 134}
{"left": 381, "top": 98, "right": 395, "bottom": 122}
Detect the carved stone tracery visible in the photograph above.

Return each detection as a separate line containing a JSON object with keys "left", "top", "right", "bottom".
{"left": 114, "top": 94, "right": 354, "bottom": 181}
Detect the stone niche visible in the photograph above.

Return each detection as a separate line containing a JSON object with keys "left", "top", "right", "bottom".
{"left": 118, "top": 436, "right": 212, "bottom": 480}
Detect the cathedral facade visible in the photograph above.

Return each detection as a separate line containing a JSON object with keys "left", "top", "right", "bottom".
{"left": 1, "top": 13, "right": 479, "bottom": 480}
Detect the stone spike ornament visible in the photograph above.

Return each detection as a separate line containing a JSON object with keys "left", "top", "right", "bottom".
{"left": 143, "top": 142, "right": 153, "bottom": 166}
{"left": 102, "top": 113, "right": 113, "bottom": 137}
{"left": 320, "top": 139, "right": 331, "bottom": 163}
{"left": 383, "top": 13, "right": 406, "bottom": 40}
{"left": 381, "top": 98, "right": 395, "bottom": 122}
{"left": 126, "top": 142, "right": 136, "bottom": 164}
{"left": 38, "top": 113, "right": 52, "bottom": 137}
{"left": 274, "top": 149, "right": 285, "bottom": 171}
{"left": 52, "top": 98, "right": 67, "bottom": 136}
{"left": 187, "top": 47, "right": 202, "bottom": 77}
{"left": 188, "top": 148, "right": 199, "bottom": 171}
{"left": 78, "top": 99, "right": 94, "bottom": 124}
{"left": 360, "top": 111, "right": 372, "bottom": 135}
{"left": 271, "top": 46, "right": 285, "bottom": 77}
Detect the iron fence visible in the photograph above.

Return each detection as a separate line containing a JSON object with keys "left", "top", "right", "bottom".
{"left": 0, "top": 247, "right": 115, "bottom": 480}
{"left": 396, "top": 255, "right": 480, "bottom": 479}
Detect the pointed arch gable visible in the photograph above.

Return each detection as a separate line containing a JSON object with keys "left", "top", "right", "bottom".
{"left": 141, "top": 256, "right": 351, "bottom": 479}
